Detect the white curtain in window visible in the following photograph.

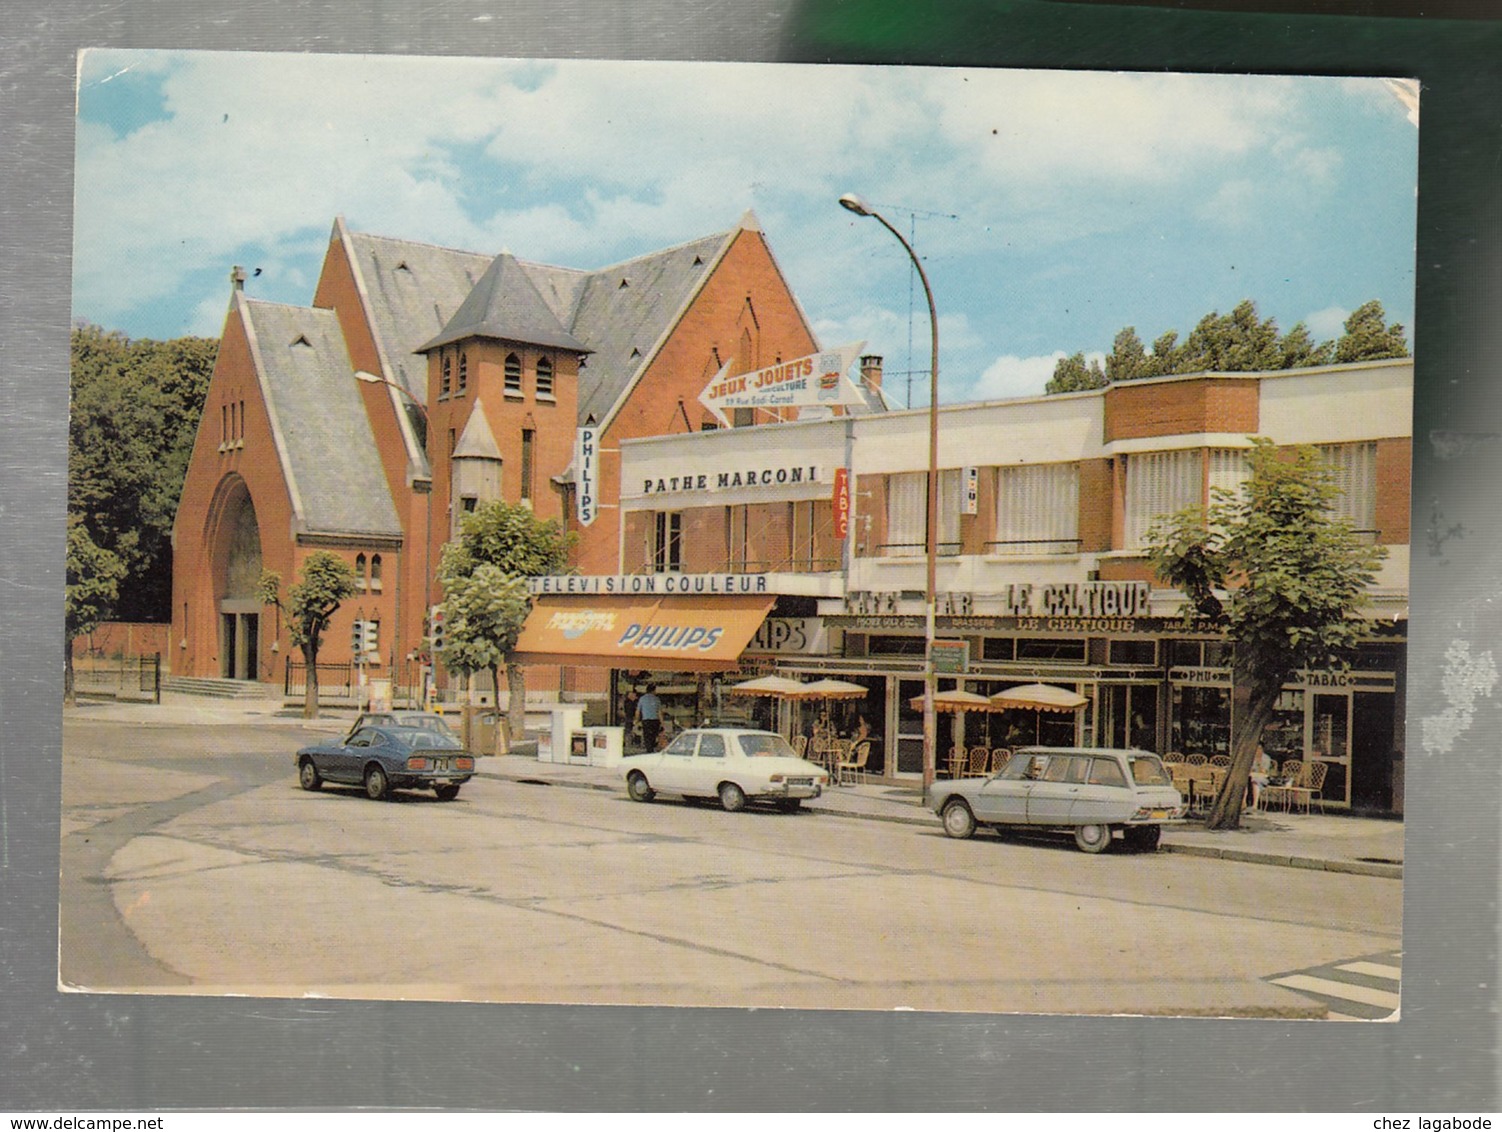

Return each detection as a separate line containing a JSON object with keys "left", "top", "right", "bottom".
{"left": 1320, "top": 442, "right": 1377, "bottom": 529}
{"left": 995, "top": 463, "right": 1079, "bottom": 552}
{"left": 887, "top": 470, "right": 962, "bottom": 556}
{"left": 1124, "top": 450, "right": 1201, "bottom": 549}
{"left": 1208, "top": 448, "right": 1251, "bottom": 504}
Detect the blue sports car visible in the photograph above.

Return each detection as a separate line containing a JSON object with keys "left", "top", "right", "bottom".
{"left": 296, "top": 724, "right": 475, "bottom": 802}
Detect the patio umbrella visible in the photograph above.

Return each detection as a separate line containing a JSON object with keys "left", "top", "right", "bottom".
{"left": 989, "top": 683, "right": 1088, "bottom": 743}
{"left": 909, "top": 688, "right": 994, "bottom": 713}
{"left": 726, "top": 674, "right": 809, "bottom": 698}
{"left": 798, "top": 678, "right": 869, "bottom": 700}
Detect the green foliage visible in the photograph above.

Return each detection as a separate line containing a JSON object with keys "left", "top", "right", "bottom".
{"left": 258, "top": 552, "right": 358, "bottom": 653}
{"left": 68, "top": 323, "right": 217, "bottom": 620}
{"left": 1147, "top": 440, "right": 1387, "bottom": 827}
{"left": 439, "top": 500, "right": 575, "bottom": 582}
{"left": 1335, "top": 300, "right": 1411, "bottom": 363}
{"left": 1045, "top": 351, "right": 1106, "bottom": 394}
{"left": 66, "top": 515, "right": 126, "bottom": 643}
{"left": 1050, "top": 298, "right": 1406, "bottom": 394}
{"left": 438, "top": 566, "right": 532, "bottom": 676}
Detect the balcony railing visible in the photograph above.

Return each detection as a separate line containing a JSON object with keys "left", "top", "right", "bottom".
{"left": 985, "top": 537, "right": 1083, "bottom": 556}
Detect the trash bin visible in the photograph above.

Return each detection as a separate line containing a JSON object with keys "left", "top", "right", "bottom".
{"left": 542, "top": 706, "right": 586, "bottom": 763}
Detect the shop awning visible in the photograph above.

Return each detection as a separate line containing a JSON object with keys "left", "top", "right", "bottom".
{"left": 511, "top": 594, "right": 776, "bottom": 673}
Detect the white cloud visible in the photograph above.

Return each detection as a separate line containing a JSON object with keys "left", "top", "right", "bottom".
{"left": 1305, "top": 304, "right": 1350, "bottom": 340}
{"left": 968, "top": 351, "right": 1101, "bottom": 401}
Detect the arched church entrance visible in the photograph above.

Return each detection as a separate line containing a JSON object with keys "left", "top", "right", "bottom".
{"left": 214, "top": 479, "right": 264, "bottom": 681}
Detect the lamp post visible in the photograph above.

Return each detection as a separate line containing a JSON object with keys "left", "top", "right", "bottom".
{"left": 838, "top": 193, "right": 941, "bottom": 801}
{"left": 355, "top": 370, "right": 433, "bottom": 706}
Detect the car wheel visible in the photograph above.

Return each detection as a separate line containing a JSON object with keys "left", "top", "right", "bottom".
{"left": 941, "top": 800, "right": 977, "bottom": 840}
{"left": 1124, "top": 824, "right": 1161, "bottom": 852}
{"left": 364, "top": 764, "right": 391, "bottom": 802}
{"left": 434, "top": 784, "right": 461, "bottom": 802}
{"left": 627, "top": 771, "right": 656, "bottom": 803}
{"left": 718, "top": 782, "right": 748, "bottom": 813}
{"left": 1074, "top": 823, "right": 1113, "bottom": 854}
{"left": 298, "top": 759, "right": 322, "bottom": 792}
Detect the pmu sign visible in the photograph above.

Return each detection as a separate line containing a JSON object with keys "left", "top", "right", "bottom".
{"left": 574, "top": 425, "right": 598, "bottom": 526}
{"left": 698, "top": 341, "right": 866, "bottom": 426}
{"left": 832, "top": 467, "right": 851, "bottom": 539}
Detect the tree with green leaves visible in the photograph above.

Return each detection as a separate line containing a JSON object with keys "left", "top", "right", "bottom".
{"left": 257, "top": 552, "right": 358, "bottom": 719}
{"left": 1334, "top": 300, "right": 1410, "bottom": 363}
{"left": 437, "top": 500, "right": 575, "bottom": 753}
{"left": 69, "top": 323, "right": 217, "bottom": 621}
{"left": 1045, "top": 351, "right": 1106, "bottom": 394}
{"left": 65, "top": 516, "right": 127, "bottom": 706}
{"left": 1147, "top": 439, "right": 1386, "bottom": 829}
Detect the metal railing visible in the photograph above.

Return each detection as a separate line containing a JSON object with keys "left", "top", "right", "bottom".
{"left": 72, "top": 653, "right": 161, "bottom": 703}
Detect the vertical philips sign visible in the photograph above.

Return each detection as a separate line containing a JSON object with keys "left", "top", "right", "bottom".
{"left": 575, "top": 426, "right": 598, "bottom": 526}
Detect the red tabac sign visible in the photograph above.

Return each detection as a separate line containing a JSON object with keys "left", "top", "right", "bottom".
{"left": 832, "top": 467, "right": 851, "bottom": 539}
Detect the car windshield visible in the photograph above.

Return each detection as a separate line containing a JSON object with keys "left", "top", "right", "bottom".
{"left": 1129, "top": 755, "right": 1172, "bottom": 786}
{"left": 736, "top": 733, "right": 796, "bottom": 759}
{"left": 395, "top": 714, "right": 456, "bottom": 736}
{"left": 387, "top": 729, "right": 461, "bottom": 750}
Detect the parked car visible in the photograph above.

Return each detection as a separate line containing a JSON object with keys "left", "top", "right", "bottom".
{"left": 298, "top": 724, "right": 475, "bottom": 802}
{"left": 343, "top": 710, "right": 457, "bottom": 742}
{"left": 931, "top": 746, "right": 1185, "bottom": 853}
{"left": 624, "top": 728, "right": 829, "bottom": 812}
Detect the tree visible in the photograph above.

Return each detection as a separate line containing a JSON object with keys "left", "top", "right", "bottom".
{"left": 437, "top": 501, "right": 575, "bottom": 753}
{"left": 1334, "top": 300, "right": 1410, "bottom": 363}
{"left": 1104, "top": 328, "right": 1150, "bottom": 383}
{"left": 1278, "top": 322, "right": 1335, "bottom": 369}
{"left": 65, "top": 516, "right": 126, "bottom": 706}
{"left": 1146, "top": 439, "right": 1386, "bottom": 829}
{"left": 257, "top": 552, "right": 358, "bottom": 719}
{"left": 1045, "top": 351, "right": 1106, "bottom": 394}
{"left": 69, "top": 324, "right": 217, "bottom": 621}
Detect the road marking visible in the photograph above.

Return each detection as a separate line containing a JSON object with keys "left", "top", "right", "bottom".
{"left": 1271, "top": 974, "right": 1400, "bottom": 1011}
{"left": 1336, "top": 961, "right": 1401, "bottom": 981}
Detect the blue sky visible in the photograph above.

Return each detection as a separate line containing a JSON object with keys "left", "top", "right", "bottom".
{"left": 73, "top": 51, "right": 1418, "bottom": 404}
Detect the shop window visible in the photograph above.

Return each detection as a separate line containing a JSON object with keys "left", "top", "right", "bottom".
{"left": 369, "top": 554, "right": 383, "bottom": 593}
{"left": 982, "top": 638, "right": 1016, "bottom": 662}
{"left": 993, "top": 463, "right": 1079, "bottom": 554}
{"left": 536, "top": 356, "right": 554, "bottom": 399}
{"left": 1124, "top": 449, "right": 1201, "bottom": 550}
{"left": 441, "top": 355, "right": 452, "bottom": 397}
{"left": 354, "top": 553, "right": 368, "bottom": 591}
{"left": 520, "top": 429, "right": 535, "bottom": 502}
{"left": 653, "top": 511, "right": 683, "bottom": 573}
{"left": 885, "top": 470, "right": 961, "bottom": 557}
{"left": 869, "top": 636, "right": 926, "bottom": 657}
{"left": 1320, "top": 442, "right": 1378, "bottom": 535}
{"left": 504, "top": 353, "right": 523, "bottom": 396}
{"left": 1109, "top": 639, "right": 1156, "bottom": 666}
{"left": 1016, "top": 637, "right": 1086, "bottom": 662}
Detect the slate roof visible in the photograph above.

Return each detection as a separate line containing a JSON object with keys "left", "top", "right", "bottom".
{"left": 240, "top": 296, "right": 403, "bottom": 539}
{"left": 420, "top": 253, "right": 588, "bottom": 355}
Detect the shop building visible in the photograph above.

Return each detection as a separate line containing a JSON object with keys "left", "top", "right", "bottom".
{"left": 533, "top": 357, "right": 1410, "bottom": 812}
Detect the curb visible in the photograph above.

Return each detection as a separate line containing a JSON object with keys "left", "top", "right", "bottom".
{"left": 482, "top": 766, "right": 1400, "bottom": 876}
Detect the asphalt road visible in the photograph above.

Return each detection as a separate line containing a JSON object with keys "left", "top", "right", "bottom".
{"left": 60, "top": 718, "right": 1402, "bottom": 1016}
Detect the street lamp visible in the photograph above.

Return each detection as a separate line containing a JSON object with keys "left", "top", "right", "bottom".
{"left": 838, "top": 193, "right": 941, "bottom": 801}
{"left": 355, "top": 370, "right": 434, "bottom": 705}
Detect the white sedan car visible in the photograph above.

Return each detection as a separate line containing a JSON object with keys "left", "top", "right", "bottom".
{"left": 624, "top": 728, "right": 830, "bottom": 812}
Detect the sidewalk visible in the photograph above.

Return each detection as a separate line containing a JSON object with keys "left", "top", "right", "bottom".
{"left": 66, "top": 693, "right": 1402, "bottom": 877}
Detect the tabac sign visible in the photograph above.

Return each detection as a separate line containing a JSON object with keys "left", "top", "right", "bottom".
{"left": 698, "top": 342, "right": 867, "bottom": 426}
{"left": 574, "top": 426, "right": 599, "bottom": 527}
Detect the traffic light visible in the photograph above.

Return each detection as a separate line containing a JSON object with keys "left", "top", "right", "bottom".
{"left": 360, "top": 620, "right": 379, "bottom": 662}
{"left": 350, "top": 620, "right": 363, "bottom": 657}
{"left": 429, "top": 604, "right": 446, "bottom": 653}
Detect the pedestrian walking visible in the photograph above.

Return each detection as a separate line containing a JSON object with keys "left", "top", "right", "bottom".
{"left": 637, "top": 684, "right": 663, "bottom": 751}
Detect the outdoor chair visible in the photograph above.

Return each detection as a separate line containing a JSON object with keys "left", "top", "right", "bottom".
{"left": 1285, "top": 760, "right": 1328, "bottom": 814}
{"left": 838, "top": 739, "right": 872, "bottom": 786}
{"left": 967, "top": 746, "right": 991, "bottom": 777}
{"left": 1184, "top": 753, "right": 1208, "bottom": 766}
{"left": 946, "top": 746, "right": 968, "bottom": 778}
{"left": 792, "top": 735, "right": 808, "bottom": 759}
{"left": 1209, "top": 755, "right": 1230, "bottom": 769}
{"left": 990, "top": 748, "right": 1011, "bottom": 774}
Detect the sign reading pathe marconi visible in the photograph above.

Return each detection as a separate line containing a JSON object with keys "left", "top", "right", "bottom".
{"left": 574, "top": 426, "right": 599, "bottom": 526}
{"left": 698, "top": 342, "right": 867, "bottom": 426}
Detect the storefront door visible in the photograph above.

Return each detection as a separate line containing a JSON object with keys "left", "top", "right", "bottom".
{"left": 1309, "top": 693, "right": 1352, "bottom": 808}
{"left": 1098, "top": 683, "right": 1160, "bottom": 752}
{"left": 892, "top": 677, "right": 926, "bottom": 776}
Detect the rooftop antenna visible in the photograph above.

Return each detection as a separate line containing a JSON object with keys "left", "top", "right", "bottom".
{"left": 863, "top": 201, "right": 959, "bottom": 408}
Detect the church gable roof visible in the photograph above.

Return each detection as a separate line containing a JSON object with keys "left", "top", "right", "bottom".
{"left": 569, "top": 230, "right": 731, "bottom": 427}
{"left": 419, "top": 252, "right": 588, "bottom": 355}
{"left": 240, "top": 297, "right": 403, "bottom": 539}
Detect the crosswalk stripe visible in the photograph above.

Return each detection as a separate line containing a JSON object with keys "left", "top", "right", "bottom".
{"left": 1272, "top": 974, "right": 1400, "bottom": 1010}
{"left": 1336, "top": 961, "right": 1401, "bottom": 981}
